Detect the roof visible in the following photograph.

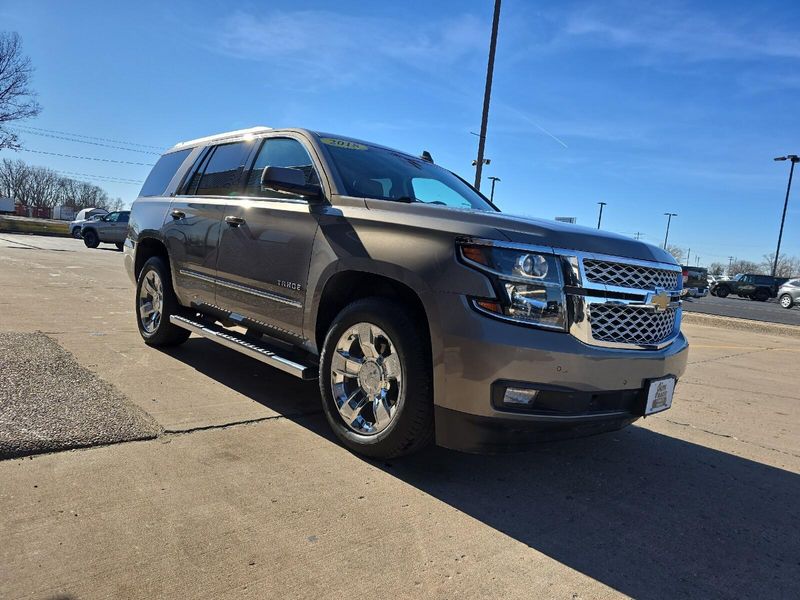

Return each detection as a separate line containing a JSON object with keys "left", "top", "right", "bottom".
{"left": 167, "top": 126, "right": 272, "bottom": 152}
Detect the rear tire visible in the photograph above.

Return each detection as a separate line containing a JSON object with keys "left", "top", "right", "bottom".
{"left": 715, "top": 286, "right": 730, "bottom": 298}
{"left": 319, "top": 297, "right": 433, "bottom": 459}
{"left": 780, "top": 294, "right": 794, "bottom": 309}
{"left": 753, "top": 289, "right": 769, "bottom": 302}
{"left": 136, "top": 256, "right": 190, "bottom": 347}
{"left": 82, "top": 229, "right": 99, "bottom": 248}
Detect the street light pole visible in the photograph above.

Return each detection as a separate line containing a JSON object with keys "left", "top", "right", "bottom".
{"left": 663, "top": 212, "right": 677, "bottom": 249}
{"left": 772, "top": 155, "right": 799, "bottom": 277}
{"left": 596, "top": 202, "right": 607, "bottom": 229}
{"left": 488, "top": 176, "right": 501, "bottom": 203}
{"left": 473, "top": 0, "right": 501, "bottom": 191}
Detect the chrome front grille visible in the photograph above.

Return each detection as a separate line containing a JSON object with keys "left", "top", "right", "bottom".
{"left": 589, "top": 304, "right": 678, "bottom": 346}
{"left": 583, "top": 259, "right": 680, "bottom": 291}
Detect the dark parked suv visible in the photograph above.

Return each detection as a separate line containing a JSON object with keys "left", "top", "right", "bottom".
{"left": 124, "top": 127, "right": 688, "bottom": 458}
{"left": 711, "top": 273, "right": 788, "bottom": 301}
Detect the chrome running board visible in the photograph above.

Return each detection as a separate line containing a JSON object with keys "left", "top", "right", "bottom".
{"left": 169, "top": 315, "right": 318, "bottom": 380}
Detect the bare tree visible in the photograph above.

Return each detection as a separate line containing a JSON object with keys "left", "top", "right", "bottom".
{"left": 107, "top": 197, "right": 126, "bottom": 211}
{"left": 26, "top": 165, "right": 59, "bottom": 207}
{"left": 0, "top": 32, "right": 42, "bottom": 150}
{"left": 761, "top": 253, "right": 800, "bottom": 278}
{"left": 708, "top": 262, "right": 725, "bottom": 276}
{"left": 665, "top": 244, "right": 684, "bottom": 264}
{"left": 729, "top": 259, "right": 763, "bottom": 277}
{"left": 1, "top": 157, "right": 117, "bottom": 211}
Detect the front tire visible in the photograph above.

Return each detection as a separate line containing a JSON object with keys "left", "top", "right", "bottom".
{"left": 72, "top": 227, "right": 82, "bottom": 239}
{"left": 135, "top": 256, "right": 190, "bottom": 347}
{"left": 319, "top": 297, "right": 433, "bottom": 459}
{"left": 780, "top": 294, "right": 794, "bottom": 309}
{"left": 83, "top": 229, "right": 99, "bottom": 248}
{"left": 715, "top": 286, "right": 730, "bottom": 298}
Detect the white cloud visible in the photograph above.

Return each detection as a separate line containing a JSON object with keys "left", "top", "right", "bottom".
{"left": 564, "top": 3, "right": 800, "bottom": 62}
{"left": 213, "top": 9, "right": 486, "bottom": 85}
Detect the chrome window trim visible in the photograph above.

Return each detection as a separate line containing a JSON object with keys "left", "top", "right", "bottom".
{"left": 458, "top": 237, "right": 684, "bottom": 350}
{"left": 179, "top": 269, "right": 302, "bottom": 308}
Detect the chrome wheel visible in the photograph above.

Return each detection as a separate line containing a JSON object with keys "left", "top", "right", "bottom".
{"left": 138, "top": 269, "right": 164, "bottom": 334}
{"left": 780, "top": 294, "right": 793, "bottom": 308}
{"left": 330, "top": 322, "right": 403, "bottom": 435}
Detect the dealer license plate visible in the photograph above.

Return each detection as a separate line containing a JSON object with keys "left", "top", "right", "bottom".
{"left": 645, "top": 377, "right": 675, "bottom": 415}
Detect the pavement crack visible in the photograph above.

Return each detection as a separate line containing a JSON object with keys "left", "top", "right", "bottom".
{"left": 162, "top": 410, "right": 323, "bottom": 436}
{"left": 664, "top": 418, "right": 800, "bottom": 459}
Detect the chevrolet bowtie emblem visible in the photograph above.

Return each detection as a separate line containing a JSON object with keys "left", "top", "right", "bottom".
{"left": 648, "top": 291, "right": 671, "bottom": 312}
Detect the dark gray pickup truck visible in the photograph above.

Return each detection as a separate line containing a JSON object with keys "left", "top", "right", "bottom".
{"left": 124, "top": 126, "right": 688, "bottom": 458}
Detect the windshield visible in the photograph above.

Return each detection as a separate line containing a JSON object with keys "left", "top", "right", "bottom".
{"left": 318, "top": 136, "right": 496, "bottom": 212}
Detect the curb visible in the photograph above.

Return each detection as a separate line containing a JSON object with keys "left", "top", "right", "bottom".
{"left": 683, "top": 312, "right": 800, "bottom": 338}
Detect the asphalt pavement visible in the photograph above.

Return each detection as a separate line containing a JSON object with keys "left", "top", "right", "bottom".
{"left": 0, "top": 332, "right": 161, "bottom": 458}
{"left": 683, "top": 293, "right": 800, "bottom": 325}
{"left": 1, "top": 234, "right": 798, "bottom": 600}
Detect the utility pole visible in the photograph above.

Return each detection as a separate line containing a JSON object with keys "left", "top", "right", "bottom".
{"left": 473, "top": 0, "right": 502, "bottom": 191}
{"left": 488, "top": 176, "right": 501, "bottom": 203}
{"left": 596, "top": 202, "right": 607, "bottom": 229}
{"left": 772, "top": 155, "right": 798, "bottom": 276}
{"left": 633, "top": 231, "right": 644, "bottom": 240}
{"left": 696, "top": 256, "right": 700, "bottom": 266}
{"left": 686, "top": 248, "right": 691, "bottom": 264}
{"left": 663, "top": 213, "right": 677, "bottom": 249}
{"left": 728, "top": 256, "right": 734, "bottom": 275}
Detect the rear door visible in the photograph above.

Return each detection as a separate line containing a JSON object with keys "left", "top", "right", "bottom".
{"left": 215, "top": 136, "right": 322, "bottom": 341}
{"left": 164, "top": 141, "right": 256, "bottom": 309}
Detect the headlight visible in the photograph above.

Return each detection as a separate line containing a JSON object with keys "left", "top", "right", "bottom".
{"left": 459, "top": 242, "right": 567, "bottom": 331}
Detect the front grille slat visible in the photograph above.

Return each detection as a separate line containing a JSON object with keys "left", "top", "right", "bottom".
{"left": 583, "top": 259, "right": 679, "bottom": 291}
{"left": 589, "top": 304, "right": 677, "bottom": 346}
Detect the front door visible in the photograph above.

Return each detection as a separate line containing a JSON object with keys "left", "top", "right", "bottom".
{"left": 215, "top": 136, "right": 321, "bottom": 342}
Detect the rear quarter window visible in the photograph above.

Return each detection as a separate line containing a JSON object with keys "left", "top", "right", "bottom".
{"left": 139, "top": 149, "right": 191, "bottom": 197}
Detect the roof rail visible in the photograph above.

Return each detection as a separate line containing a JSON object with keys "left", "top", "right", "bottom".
{"left": 170, "top": 126, "right": 272, "bottom": 150}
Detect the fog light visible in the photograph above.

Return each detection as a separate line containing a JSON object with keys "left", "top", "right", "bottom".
{"left": 503, "top": 387, "right": 539, "bottom": 407}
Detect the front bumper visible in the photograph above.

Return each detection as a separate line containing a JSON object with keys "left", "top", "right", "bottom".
{"left": 431, "top": 296, "right": 689, "bottom": 452}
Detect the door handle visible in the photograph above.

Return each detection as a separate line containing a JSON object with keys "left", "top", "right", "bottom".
{"left": 225, "top": 215, "right": 246, "bottom": 227}
{"left": 171, "top": 209, "right": 185, "bottom": 220}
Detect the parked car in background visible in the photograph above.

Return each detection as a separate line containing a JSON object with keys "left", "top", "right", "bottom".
{"left": 711, "top": 273, "right": 788, "bottom": 301}
{"left": 69, "top": 212, "right": 106, "bottom": 238}
{"left": 778, "top": 279, "right": 800, "bottom": 309}
{"left": 81, "top": 210, "right": 130, "bottom": 250}
{"left": 681, "top": 266, "right": 708, "bottom": 298}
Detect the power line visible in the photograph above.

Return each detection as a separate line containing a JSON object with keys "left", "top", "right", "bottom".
{"left": 9, "top": 126, "right": 161, "bottom": 155}
{"left": 9, "top": 124, "right": 164, "bottom": 150}
{"left": 14, "top": 148, "right": 155, "bottom": 167}
{"left": 54, "top": 170, "right": 143, "bottom": 184}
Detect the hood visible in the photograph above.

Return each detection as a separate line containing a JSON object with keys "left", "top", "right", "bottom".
{"left": 487, "top": 212, "right": 675, "bottom": 263}
{"left": 358, "top": 200, "right": 677, "bottom": 264}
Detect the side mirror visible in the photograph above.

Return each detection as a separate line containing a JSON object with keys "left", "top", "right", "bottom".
{"left": 260, "top": 166, "right": 322, "bottom": 201}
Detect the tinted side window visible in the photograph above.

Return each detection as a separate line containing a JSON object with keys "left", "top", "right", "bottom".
{"left": 118, "top": 212, "right": 130, "bottom": 223}
{"left": 244, "top": 138, "right": 319, "bottom": 197}
{"left": 105, "top": 212, "right": 120, "bottom": 222}
{"left": 191, "top": 142, "right": 251, "bottom": 196}
{"left": 139, "top": 149, "right": 191, "bottom": 197}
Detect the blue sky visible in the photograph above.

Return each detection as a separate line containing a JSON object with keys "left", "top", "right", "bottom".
{"left": 1, "top": 0, "right": 799, "bottom": 265}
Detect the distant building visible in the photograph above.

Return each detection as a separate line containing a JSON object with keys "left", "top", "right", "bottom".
{"left": 555, "top": 216, "right": 576, "bottom": 224}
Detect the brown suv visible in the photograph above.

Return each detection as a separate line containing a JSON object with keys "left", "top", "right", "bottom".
{"left": 124, "top": 127, "right": 688, "bottom": 458}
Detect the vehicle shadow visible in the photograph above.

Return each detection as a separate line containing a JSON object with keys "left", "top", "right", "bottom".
{"left": 165, "top": 340, "right": 799, "bottom": 599}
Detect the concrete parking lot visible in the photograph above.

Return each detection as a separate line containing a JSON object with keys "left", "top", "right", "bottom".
{"left": 1, "top": 234, "right": 798, "bottom": 599}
